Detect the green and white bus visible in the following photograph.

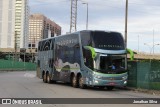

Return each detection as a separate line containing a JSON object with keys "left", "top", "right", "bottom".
{"left": 37, "top": 30, "right": 133, "bottom": 90}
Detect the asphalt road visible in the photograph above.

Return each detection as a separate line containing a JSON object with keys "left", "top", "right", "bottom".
{"left": 0, "top": 71, "right": 159, "bottom": 107}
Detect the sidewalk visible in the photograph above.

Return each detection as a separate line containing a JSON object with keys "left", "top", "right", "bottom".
{"left": 116, "top": 86, "right": 160, "bottom": 96}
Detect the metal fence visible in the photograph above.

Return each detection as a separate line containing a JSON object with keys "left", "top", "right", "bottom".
{"left": 0, "top": 59, "right": 36, "bottom": 71}
{"left": 128, "top": 60, "right": 160, "bottom": 90}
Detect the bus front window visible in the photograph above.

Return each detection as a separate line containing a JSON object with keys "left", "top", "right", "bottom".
{"left": 94, "top": 55, "right": 126, "bottom": 74}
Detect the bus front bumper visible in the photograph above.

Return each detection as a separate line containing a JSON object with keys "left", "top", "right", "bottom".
{"left": 85, "top": 74, "right": 128, "bottom": 87}
{"left": 90, "top": 79, "right": 127, "bottom": 87}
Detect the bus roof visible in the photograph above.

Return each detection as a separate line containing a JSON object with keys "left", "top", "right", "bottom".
{"left": 39, "top": 30, "right": 122, "bottom": 42}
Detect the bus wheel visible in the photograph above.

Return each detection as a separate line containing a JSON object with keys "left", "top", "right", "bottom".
{"left": 78, "top": 75, "right": 86, "bottom": 89}
{"left": 107, "top": 86, "right": 114, "bottom": 90}
{"left": 72, "top": 75, "right": 78, "bottom": 88}
{"left": 43, "top": 73, "right": 47, "bottom": 83}
{"left": 46, "top": 73, "right": 52, "bottom": 84}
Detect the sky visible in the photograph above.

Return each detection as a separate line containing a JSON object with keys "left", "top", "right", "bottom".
{"left": 29, "top": 0, "right": 160, "bottom": 54}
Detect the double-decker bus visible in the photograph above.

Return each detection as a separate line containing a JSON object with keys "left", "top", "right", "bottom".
{"left": 37, "top": 30, "right": 133, "bottom": 90}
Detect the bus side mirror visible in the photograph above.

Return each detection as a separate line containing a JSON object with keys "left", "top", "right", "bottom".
{"left": 126, "top": 48, "right": 134, "bottom": 60}
{"left": 83, "top": 46, "right": 97, "bottom": 59}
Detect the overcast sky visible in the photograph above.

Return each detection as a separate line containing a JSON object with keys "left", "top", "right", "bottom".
{"left": 29, "top": 0, "right": 160, "bottom": 53}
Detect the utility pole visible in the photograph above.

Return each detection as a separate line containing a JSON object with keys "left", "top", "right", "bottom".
{"left": 14, "top": 31, "right": 17, "bottom": 61}
{"left": 70, "top": 0, "right": 78, "bottom": 33}
{"left": 138, "top": 35, "right": 139, "bottom": 53}
{"left": 153, "top": 29, "right": 155, "bottom": 54}
{"left": 125, "top": 0, "right": 128, "bottom": 49}
{"left": 124, "top": 0, "right": 128, "bottom": 70}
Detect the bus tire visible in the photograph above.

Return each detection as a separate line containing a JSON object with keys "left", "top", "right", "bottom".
{"left": 46, "top": 73, "right": 52, "bottom": 84}
{"left": 107, "top": 86, "right": 114, "bottom": 90}
{"left": 72, "top": 75, "right": 78, "bottom": 88}
{"left": 43, "top": 73, "right": 47, "bottom": 83}
{"left": 78, "top": 75, "right": 87, "bottom": 89}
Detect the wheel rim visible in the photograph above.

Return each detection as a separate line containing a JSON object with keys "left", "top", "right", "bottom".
{"left": 47, "top": 74, "right": 50, "bottom": 83}
{"left": 79, "top": 76, "right": 84, "bottom": 88}
{"left": 72, "top": 76, "right": 77, "bottom": 87}
{"left": 43, "top": 74, "right": 46, "bottom": 82}
{"left": 73, "top": 77, "right": 76, "bottom": 85}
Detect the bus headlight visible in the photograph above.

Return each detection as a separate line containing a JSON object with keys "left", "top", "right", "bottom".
{"left": 94, "top": 80, "right": 99, "bottom": 83}
{"left": 122, "top": 76, "right": 127, "bottom": 80}
{"left": 124, "top": 81, "right": 127, "bottom": 84}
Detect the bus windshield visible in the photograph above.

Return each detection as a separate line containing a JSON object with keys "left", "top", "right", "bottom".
{"left": 94, "top": 54, "right": 126, "bottom": 74}
{"left": 92, "top": 32, "right": 125, "bottom": 50}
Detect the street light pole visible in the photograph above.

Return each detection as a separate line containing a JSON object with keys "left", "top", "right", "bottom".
{"left": 153, "top": 29, "right": 155, "bottom": 54}
{"left": 82, "top": 2, "right": 88, "bottom": 30}
{"left": 124, "top": 0, "right": 128, "bottom": 70}
{"left": 86, "top": 3, "right": 88, "bottom": 30}
{"left": 138, "top": 35, "right": 139, "bottom": 53}
{"left": 125, "top": 0, "right": 128, "bottom": 49}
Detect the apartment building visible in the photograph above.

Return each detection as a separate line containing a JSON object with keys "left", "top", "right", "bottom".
{"left": 0, "top": 0, "right": 29, "bottom": 52}
{"left": 29, "top": 14, "right": 61, "bottom": 49}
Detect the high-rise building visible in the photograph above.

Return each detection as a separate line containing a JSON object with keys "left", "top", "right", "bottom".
{"left": 0, "top": 0, "right": 29, "bottom": 52}
{"left": 29, "top": 14, "right": 61, "bottom": 49}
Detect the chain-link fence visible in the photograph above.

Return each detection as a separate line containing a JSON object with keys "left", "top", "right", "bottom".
{"left": 128, "top": 60, "right": 160, "bottom": 90}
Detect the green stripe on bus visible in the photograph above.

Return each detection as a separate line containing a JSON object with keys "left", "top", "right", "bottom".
{"left": 55, "top": 68, "right": 80, "bottom": 70}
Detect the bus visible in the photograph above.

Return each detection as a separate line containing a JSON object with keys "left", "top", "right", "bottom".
{"left": 37, "top": 30, "right": 133, "bottom": 90}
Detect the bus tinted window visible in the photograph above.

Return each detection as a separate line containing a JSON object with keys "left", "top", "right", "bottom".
{"left": 41, "top": 39, "right": 51, "bottom": 51}
{"left": 91, "top": 31, "right": 125, "bottom": 50}
{"left": 80, "top": 32, "right": 91, "bottom": 46}
{"left": 38, "top": 42, "right": 41, "bottom": 51}
{"left": 51, "top": 39, "right": 55, "bottom": 50}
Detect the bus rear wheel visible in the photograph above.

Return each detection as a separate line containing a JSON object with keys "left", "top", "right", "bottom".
{"left": 43, "top": 73, "right": 47, "bottom": 83}
{"left": 72, "top": 75, "right": 78, "bottom": 88}
{"left": 78, "top": 75, "right": 86, "bottom": 89}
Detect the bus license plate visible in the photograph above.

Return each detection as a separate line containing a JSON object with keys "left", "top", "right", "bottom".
{"left": 109, "top": 82, "right": 115, "bottom": 85}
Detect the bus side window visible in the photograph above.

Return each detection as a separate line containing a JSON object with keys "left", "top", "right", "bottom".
{"left": 49, "top": 58, "right": 54, "bottom": 68}
{"left": 38, "top": 42, "right": 41, "bottom": 51}
{"left": 37, "top": 60, "right": 40, "bottom": 67}
{"left": 51, "top": 39, "right": 55, "bottom": 50}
